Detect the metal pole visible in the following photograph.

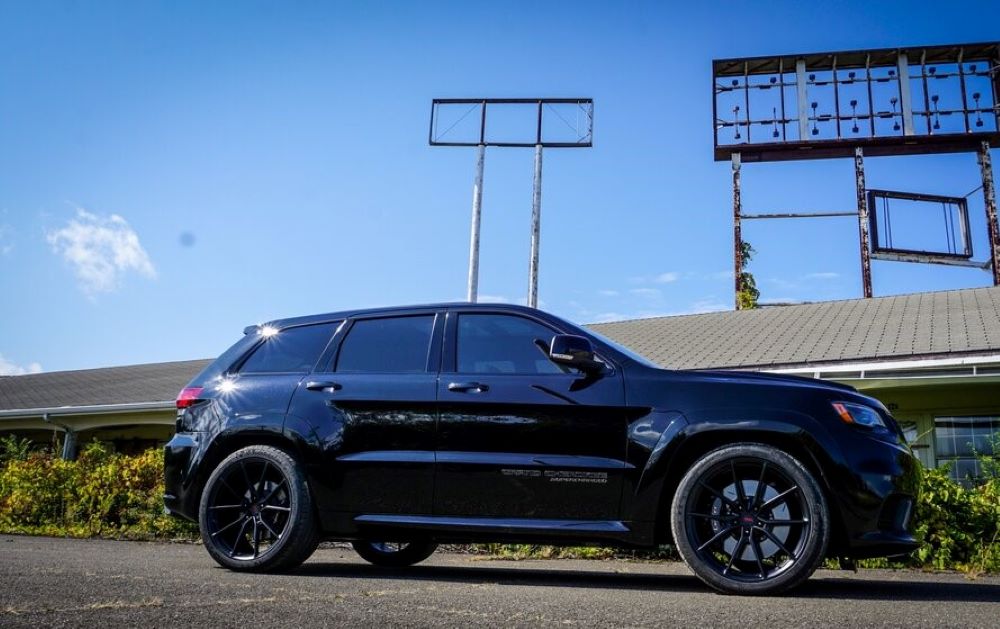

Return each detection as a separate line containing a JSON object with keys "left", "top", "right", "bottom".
{"left": 62, "top": 429, "right": 77, "bottom": 461}
{"left": 897, "top": 52, "right": 915, "bottom": 136}
{"left": 979, "top": 140, "right": 1000, "bottom": 286}
{"left": 732, "top": 152, "right": 743, "bottom": 309}
{"left": 855, "top": 147, "right": 873, "bottom": 298}
{"left": 528, "top": 143, "right": 543, "bottom": 308}
{"left": 795, "top": 60, "right": 809, "bottom": 141}
{"left": 467, "top": 143, "right": 485, "bottom": 302}
{"left": 42, "top": 412, "right": 77, "bottom": 460}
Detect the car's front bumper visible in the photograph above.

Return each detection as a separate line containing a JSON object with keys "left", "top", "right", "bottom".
{"left": 835, "top": 435, "right": 921, "bottom": 558}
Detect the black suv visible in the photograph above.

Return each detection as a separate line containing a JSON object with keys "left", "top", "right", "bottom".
{"left": 164, "top": 303, "right": 919, "bottom": 594}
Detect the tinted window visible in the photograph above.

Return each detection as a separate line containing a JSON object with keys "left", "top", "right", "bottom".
{"left": 336, "top": 315, "right": 434, "bottom": 373}
{"left": 457, "top": 314, "right": 563, "bottom": 374}
{"left": 239, "top": 323, "right": 337, "bottom": 373}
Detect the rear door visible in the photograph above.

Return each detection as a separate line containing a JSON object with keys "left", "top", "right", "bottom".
{"left": 213, "top": 322, "right": 340, "bottom": 433}
{"left": 435, "top": 310, "right": 629, "bottom": 520}
{"left": 286, "top": 311, "right": 442, "bottom": 515}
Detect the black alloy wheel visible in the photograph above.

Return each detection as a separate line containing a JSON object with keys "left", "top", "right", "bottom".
{"left": 671, "top": 444, "right": 829, "bottom": 595}
{"left": 351, "top": 540, "right": 439, "bottom": 567}
{"left": 199, "top": 445, "right": 320, "bottom": 572}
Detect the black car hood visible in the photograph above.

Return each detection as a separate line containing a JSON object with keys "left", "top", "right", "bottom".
{"left": 692, "top": 369, "right": 859, "bottom": 393}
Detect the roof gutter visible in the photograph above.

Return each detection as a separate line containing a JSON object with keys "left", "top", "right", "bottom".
{"left": 0, "top": 400, "right": 174, "bottom": 420}
{"left": 767, "top": 353, "right": 1000, "bottom": 378}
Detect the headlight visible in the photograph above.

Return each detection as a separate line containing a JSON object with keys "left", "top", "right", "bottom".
{"left": 831, "top": 401, "right": 886, "bottom": 428}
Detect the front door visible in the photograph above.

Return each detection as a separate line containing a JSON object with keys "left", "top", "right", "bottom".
{"left": 435, "top": 311, "right": 628, "bottom": 520}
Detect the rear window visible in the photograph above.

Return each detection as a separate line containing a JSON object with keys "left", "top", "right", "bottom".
{"left": 239, "top": 323, "right": 337, "bottom": 373}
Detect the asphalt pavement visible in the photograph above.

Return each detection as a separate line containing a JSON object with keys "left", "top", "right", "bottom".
{"left": 1, "top": 536, "right": 997, "bottom": 627}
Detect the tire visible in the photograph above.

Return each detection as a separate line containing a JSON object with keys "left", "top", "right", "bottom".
{"left": 199, "top": 445, "right": 320, "bottom": 572}
{"left": 351, "top": 540, "right": 438, "bottom": 567}
{"left": 670, "top": 443, "right": 829, "bottom": 595}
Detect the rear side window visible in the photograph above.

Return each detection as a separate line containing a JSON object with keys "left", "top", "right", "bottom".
{"left": 239, "top": 323, "right": 337, "bottom": 374}
{"left": 336, "top": 315, "right": 434, "bottom": 373}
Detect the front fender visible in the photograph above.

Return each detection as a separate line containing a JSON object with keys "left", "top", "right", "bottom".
{"left": 624, "top": 407, "right": 845, "bottom": 528}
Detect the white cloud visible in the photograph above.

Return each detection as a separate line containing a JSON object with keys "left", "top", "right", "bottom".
{"left": 766, "top": 277, "right": 799, "bottom": 290}
{"left": 0, "top": 224, "right": 12, "bottom": 255}
{"left": 629, "top": 287, "right": 662, "bottom": 298}
{"left": 592, "top": 311, "right": 632, "bottom": 323}
{"left": 597, "top": 289, "right": 619, "bottom": 297}
{"left": 804, "top": 272, "right": 840, "bottom": 280}
{"left": 46, "top": 209, "right": 156, "bottom": 296}
{"left": 653, "top": 272, "right": 680, "bottom": 284}
{"left": 682, "top": 299, "right": 729, "bottom": 314}
{"left": 0, "top": 353, "right": 42, "bottom": 376}
{"left": 477, "top": 294, "right": 509, "bottom": 303}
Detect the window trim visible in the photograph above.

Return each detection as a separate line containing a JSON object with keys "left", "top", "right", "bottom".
{"left": 325, "top": 311, "right": 443, "bottom": 375}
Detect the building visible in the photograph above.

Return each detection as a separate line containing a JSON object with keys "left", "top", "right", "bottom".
{"left": 0, "top": 359, "right": 209, "bottom": 458}
{"left": 2, "top": 286, "right": 998, "bottom": 482}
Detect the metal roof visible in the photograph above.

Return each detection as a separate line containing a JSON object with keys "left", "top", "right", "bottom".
{"left": 0, "top": 359, "right": 211, "bottom": 414}
{"left": 590, "top": 286, "right": 1000, "bottom": 371}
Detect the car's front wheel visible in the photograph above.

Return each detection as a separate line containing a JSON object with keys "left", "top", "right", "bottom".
{"left": 199, "top": 445, "right": 320, "bottom": 572}
{"left": 670, "top": 443, "right": 829, "bottom": 595}
{"left": 351, "top": 540, "right": 438, "bottom": 567}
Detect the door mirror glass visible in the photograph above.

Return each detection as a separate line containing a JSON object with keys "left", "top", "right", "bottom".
{"left": 548, "top": 335, "right": 602, "bottom": 374}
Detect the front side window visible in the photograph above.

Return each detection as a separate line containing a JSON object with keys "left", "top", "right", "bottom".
{"left": 239, "top": 323, "right": 338, "bottom": 373}
{"left": 457, "top": 313, "right": 564, "bottom": 375}
{"left": 336, "top": 315, "right": 434, "bottom": 373}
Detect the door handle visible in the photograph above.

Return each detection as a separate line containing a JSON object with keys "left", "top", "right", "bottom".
{"left": 306, "top": 381, "right": 342, "bottom": 392}
{"left": 447, "top": 381, "right": 489, "bottom": 393}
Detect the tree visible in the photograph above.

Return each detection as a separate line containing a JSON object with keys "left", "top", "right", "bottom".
{"left": 737, "top": 240, "right": 760, "bottom": 310}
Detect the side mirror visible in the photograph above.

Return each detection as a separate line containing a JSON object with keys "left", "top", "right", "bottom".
{"left": 548, "top": 334, "right": 603, "bottom": 374}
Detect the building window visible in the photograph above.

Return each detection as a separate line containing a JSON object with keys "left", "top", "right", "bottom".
{"left": 934, "top": 416, "right": 999, "bottom": 486}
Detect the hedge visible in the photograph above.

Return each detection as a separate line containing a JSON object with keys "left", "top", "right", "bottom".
{"left": 0, "top": 436, "right": 996, "bottom": 572}
{"left": 0, "top": 438, "right": 196, "bottom": 539}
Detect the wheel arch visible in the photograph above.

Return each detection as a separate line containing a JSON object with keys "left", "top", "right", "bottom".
{"left": 189, "top": 428, "right": 307, "bottom": 515}
{"left": 649, "top": 424, "right": 847, "bottom": 554}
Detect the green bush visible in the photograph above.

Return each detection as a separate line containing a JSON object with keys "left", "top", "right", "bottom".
{"left": 0, "top": 440, "right": 197, "bottom": 540}
{"left": 905, "top": 465, "right": 999, "bottom": 573}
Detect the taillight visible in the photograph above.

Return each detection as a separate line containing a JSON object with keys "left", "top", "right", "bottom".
{"left": 176, "top": 387, "right": 204, "bottom": 409}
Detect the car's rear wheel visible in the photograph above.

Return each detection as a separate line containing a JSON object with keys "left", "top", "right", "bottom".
{"left": 199, "top": 445, "right": 319, "bottom": 572}
{"left": 351, "top": 540, "right": 438, "bottom": 567}
{"left": 671, "top": 443, "right": 829, "bottom": 595}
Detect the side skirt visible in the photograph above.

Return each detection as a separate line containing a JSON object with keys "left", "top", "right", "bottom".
{"left": 350, "top": 514, "right": 651, "bottom": 546}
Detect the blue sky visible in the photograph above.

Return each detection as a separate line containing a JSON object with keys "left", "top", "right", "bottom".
{"left": 0, "top": 1, "right": 997, "bottom": 373}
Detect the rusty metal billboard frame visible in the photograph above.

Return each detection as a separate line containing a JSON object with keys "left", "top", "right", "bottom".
{"left": 713, "top": 42, "right": 1000, "bottom": 163}
{"left": 718, "top": 42, "right": 1000, "bottom": 308}
{"left": 867, "top": 189, "right": 973, "bottom": 259}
